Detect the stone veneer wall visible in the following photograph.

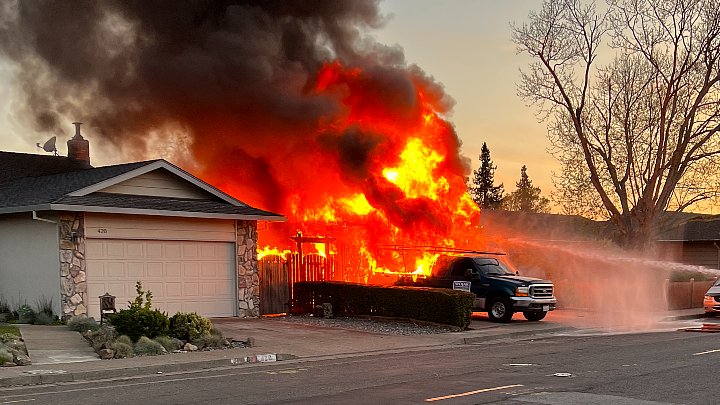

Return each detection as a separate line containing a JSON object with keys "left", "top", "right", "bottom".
{"left": 236, "top": 220, "right": 259, "bottom": 317}
{"left": 59, "top": 212, "right": 87, "bottom": 319}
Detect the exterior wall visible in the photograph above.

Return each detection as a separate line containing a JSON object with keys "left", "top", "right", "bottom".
{"left": 657, "top": 241, "right": 720, "bottom": 270}
{"left": 99, "top": 169, "right": 210, "bottom": 199}
{"left": 85, "top": 213, "right": 235, "bottom": 242}
{"left": 236, "top": 220, "right": 259, "bottom": 317}
{"left": 59, "top": 212, "right": 87, "bottom": 318}
{"left": 0, "top": 213, "right": 61, "bottom": 316}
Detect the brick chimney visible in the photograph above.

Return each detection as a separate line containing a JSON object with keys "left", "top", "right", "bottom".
{"left": 67, "top": 122, "right": 90, "bottom": 164}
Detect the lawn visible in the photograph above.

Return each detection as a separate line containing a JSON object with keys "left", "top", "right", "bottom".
{"left": 0, "top": 324, "right": 21, "bottom": 337}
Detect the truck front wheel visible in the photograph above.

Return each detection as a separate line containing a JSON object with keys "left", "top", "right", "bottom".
{"left": 487, "top": 297, "right": 513, "bottom": 323}
{"left": 523, "top": 311, "right": 547, "bottom": 321}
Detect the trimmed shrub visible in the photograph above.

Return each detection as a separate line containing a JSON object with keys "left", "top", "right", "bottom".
{"left": 134, "top": 336, "right": 166, "bottom": 356}
{"left": 67, "top": 316, "right": 100, "bottom": 332}
{"left": 0, "top": 348, "right": 12, "bottom": 365}
{"left": 109, "top": 282, "right": 169, "bottom": 342}
{"left": 110, "top": 308, "right": 169, "bottom": 342}
{"left": 154, "top": 335, "right": 182, "bottom": 352}
{"left": 292, "top": 282, "right": 474, "bottom": 329}
{"left": 169, "top": 312, "right": 212, "bottom": 342}
{"left": 110, "top": 342, "right": 134, "bottom": 359}
{"left": 115, "top": 335, "right": 133, "bottom": 346}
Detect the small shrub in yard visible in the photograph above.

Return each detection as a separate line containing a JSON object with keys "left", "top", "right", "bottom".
{"left": 33, "top": 311, "right": 58, "bottom": 325}
{"left": 110, "top": 282, "right": 169, "bottom": 342}
{"left": 0, "top": 348, "right": 12, "bottom": 365}
{"left": 84, "top": 326, "right": 117, "bottom": 351}
{"left": 67, "top": 316, "right": 100, "bottom": 332}
{"left": 133, "top": 336, "right": 166, "bottom": 356}
{"left": 154, "top": 335, "right": 182, "bottom": 352}
{"left": 110, "top": 342, "right": 133, "bottom": 359}
{"left": 16, "top": 304, "right": 35, "bottom": 324}
{"left": 115, "top": 335, "right": 133, "bottom": 346}
{"left": 169, "top": 312, "right": 212, "bottom": 342}
{"left": 193, "top": 334, "right": 227, "bottom": 350}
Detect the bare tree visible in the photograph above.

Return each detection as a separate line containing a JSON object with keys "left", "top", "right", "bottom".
{"left": 512, "top": 0, "right": 720, "bottom": 248}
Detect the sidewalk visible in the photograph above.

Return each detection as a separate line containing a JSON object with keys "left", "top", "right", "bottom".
{"left": 0, "top": 308, "right": 708, "bottom": 388}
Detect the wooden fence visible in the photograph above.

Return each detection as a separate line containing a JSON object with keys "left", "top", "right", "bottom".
{"left": 258, "top": 253, "right": 337, "bottom": 315}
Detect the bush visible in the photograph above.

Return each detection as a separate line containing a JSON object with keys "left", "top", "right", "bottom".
{"left": 33, "top": 311, "right": 58, "bottom": 325}
{"left": 110, "top": 308, "right": 169, "bottom": 342}
{"left": 115, "top": 335, "right": 133, "bottom": 346}
{"left": 169, "top": 312, "right": 212, "bottom": 342}
{"left": 292, "top": 282, "right": 475, "bottom": 329}
{"left": 16, "top": 304, "right": 35, "bottom": 324}
{"left": 0, "top": 348, "right": 12, "bottom": 365}
{"left": 110, "top": 342, "right": 134, "bottom": 359}
{"left": 35, "top": 296, "right": 55, "bottom": 317}
{"left": 67, "top": 316, "right": 100, "bottom": 332}
{"left": 84, "top": 326, "right": 117, "bottom": 351}
{"left": 154, "top": 335, "right": 182, "bottom": 352}
{"left": 193, "top": 334, "right": 227, "bottom": 350}
{"left": 134, "top": 336, "right": 166, "bottom": 356}
{"left": 109, "top": 282, "right": 169, "bottom": 342}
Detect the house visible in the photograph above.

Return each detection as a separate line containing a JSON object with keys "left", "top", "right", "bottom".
{"left": 656, "top": 216, "right": 720, "bottom": 270}
{"left": 0, "top": 123, "right": 285, "bottom": 320}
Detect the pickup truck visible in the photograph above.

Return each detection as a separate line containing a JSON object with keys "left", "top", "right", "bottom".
{"left": 396, "top": 254, "right": 557, "bottom": 322}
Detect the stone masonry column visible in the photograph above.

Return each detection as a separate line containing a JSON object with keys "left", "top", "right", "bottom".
{"left": 59, "top": 212, "right": 87, "bottom": 319}
{"left": 236, "top": 220, "right": 259, "bottom": 317}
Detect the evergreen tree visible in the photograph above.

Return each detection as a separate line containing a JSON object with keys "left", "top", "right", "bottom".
{"left": 504, "top": 165, "right": 549, "bottom": 213}
{"left": 469, "top": 143, "right": 504, "bottom": 209}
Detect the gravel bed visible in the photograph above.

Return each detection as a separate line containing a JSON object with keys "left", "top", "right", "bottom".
{"left": 274, "top": 315, "right": 460, "bottom": 335}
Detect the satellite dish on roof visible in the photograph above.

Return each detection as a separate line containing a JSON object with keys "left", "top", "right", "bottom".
{"left": 36, "top": 136, "right": 57, "bottom": 155}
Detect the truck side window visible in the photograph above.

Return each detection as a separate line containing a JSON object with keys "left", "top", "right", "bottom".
{"left": 450, "top": 258, "right": 474, "bottom": 278}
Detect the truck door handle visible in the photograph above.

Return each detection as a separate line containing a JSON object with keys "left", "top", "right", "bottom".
{"left": 481, "top": 283, "right": 489, "bottom": 286}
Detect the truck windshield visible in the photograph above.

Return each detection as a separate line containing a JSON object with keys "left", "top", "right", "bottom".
{"left": 472, "top": 258, "right": 514, "bottom": 276}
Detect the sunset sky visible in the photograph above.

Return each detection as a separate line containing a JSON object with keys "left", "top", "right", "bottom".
{"left": 0, "top": 1, "right": 554, "bottom": 203}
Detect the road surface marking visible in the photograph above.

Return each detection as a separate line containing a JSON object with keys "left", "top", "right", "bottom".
{"left": 1, "top": 400, "right": 36, "bottom": 404}
{"left": 692, "top": 348, "right": 720, "bottom": 356}
{"left": 425, "top": 384, "right": 524, "bottom": 402}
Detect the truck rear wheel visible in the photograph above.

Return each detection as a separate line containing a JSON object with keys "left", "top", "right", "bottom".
{"left": 523, "top": 311, "right": 547, "bottom": 321}
{"left": 487, "top": 297, "right": 513, "bottom": 323}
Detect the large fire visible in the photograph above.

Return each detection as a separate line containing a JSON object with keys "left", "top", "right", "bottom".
{"left": 230, "top": 60, "right": 483, "bottom": 283}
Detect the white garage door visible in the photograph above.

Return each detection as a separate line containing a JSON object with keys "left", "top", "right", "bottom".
{"left": 86, "top": 239, "right": 236, "bottom": 319}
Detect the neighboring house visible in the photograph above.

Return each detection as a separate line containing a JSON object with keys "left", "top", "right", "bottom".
{"left": 656, "top": 216, "right": 720, "bottom": 270}
{"left": 0, "top": 123, "right": 284, "bottom": 320}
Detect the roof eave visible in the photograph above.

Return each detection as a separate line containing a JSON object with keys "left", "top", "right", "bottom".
{"left": 49, "top": 204, "right": 287, "bottom": 222}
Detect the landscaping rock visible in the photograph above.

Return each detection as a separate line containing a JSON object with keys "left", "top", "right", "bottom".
{"left": 13, "top": 354, "right": 32, "bottom": 366}
{"left": 183, "top": 343, "right": 198, "bottom": 352}
{"left": 99, "top": 349, "right": 114, "bottom": 360}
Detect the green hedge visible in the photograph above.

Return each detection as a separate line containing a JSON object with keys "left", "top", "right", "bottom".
{"left": 292, "top": 282, "right": 474, "bottom": 329}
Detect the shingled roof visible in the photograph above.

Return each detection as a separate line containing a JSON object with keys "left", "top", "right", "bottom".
{"left": 0, "top": 151, "right": 284, "bottom": 221}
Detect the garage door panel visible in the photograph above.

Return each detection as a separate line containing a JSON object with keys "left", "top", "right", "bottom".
{"left": 107, "top": 262, "right": 126, "bottom": 278}
{"left": 183, "top": 263, "right": 200, "bottom": 277}
{"left": 86, "top": 239, "right": 235, "bottom": 319}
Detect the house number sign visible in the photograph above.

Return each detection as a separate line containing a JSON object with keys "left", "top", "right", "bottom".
{"left": 97, "top": 228, "right": 108, "bottom": 234}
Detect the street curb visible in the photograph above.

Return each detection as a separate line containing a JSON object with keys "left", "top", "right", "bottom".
{"left": 662, "top": 313, "right": 710, "bottom": 321}
{"left": 0, "top": 353, "right": 297, "bottom": 388}
{"left": 461, "top": 326, "right": 571, "bottom": 345}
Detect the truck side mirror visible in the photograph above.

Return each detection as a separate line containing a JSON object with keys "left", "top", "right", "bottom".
{"left": 516, "top": 271, "right": 520, "bottom": 276}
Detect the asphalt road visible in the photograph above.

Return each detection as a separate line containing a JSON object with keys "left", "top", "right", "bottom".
{"left": 1, "top": 327, "right": 717, "bottom": 405}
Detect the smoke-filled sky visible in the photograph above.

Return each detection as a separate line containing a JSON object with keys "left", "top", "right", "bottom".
{"left": 0, "top": 0, "right": 550, "bottom": 208}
